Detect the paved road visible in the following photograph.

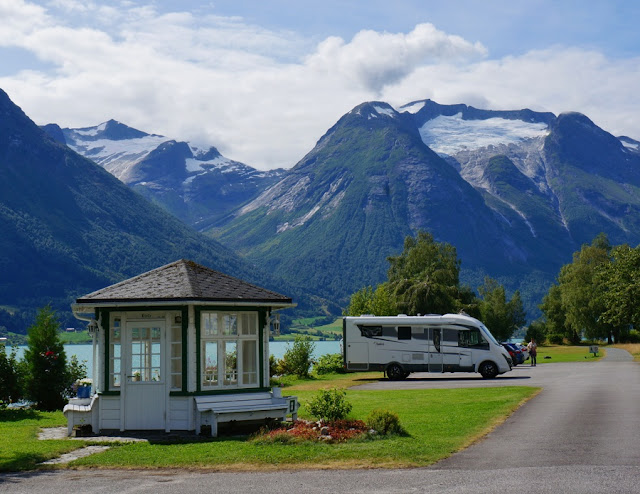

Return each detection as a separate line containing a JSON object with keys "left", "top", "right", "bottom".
{"left": 1, "top": 349, "right": 639, "bottom": 493}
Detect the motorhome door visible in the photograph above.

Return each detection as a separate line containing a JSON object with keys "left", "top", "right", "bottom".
{"left": 428, "top": 327, "right": 443, "bottom": 372}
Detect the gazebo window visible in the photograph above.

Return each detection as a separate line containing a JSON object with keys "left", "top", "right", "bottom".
{"left": 201, "top": 311, "right": 259, "bottom": 389}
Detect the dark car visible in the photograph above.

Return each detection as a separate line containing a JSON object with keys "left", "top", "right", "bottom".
{"left": 501, "top": 343, "right": 524, "bottom": 365}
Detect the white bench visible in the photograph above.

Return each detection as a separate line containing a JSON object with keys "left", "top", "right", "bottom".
{"left": 194, "top": 390, "right": 298, "bottom": 437}
{"left": 63, "top": 394, "right": 99, "bottom": 436}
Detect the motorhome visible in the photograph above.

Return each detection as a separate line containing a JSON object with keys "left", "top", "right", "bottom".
{"left": 343, "top": 313, "right": 512, "bottom": 379}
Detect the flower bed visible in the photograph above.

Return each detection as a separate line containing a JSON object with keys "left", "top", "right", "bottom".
{"left": 252, "top": 419, "right": 369, "bottom": 444}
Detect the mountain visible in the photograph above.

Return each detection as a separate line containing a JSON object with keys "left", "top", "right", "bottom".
{"left": 0, "top": 89, "right": 314, "bottom": 329}
{"left": 41, "top": 120, "right": 284, "bottom": 229}
{"left": 406, "top": 100, "right": 640, "bottom": 249}
{"left": 212, "top": 99, "right": 640, "bottom": 316}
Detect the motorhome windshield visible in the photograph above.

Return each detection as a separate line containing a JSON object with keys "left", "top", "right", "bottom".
{"left": 479, "top": 323, "right": 500, "bottom": 345}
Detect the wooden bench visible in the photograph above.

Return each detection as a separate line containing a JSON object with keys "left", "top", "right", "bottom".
{"left": 63, "top": 394, "right": 99, "bottom": 436}
{"left": 194, "top": 391, "right": 298, "bottom": 437}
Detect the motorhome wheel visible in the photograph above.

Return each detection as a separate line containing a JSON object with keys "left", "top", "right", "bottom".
{"left": 479, "top": 361, "right": 498, "bottom": 379}
{"left": 386, "top": 363, "right": 406, "bottom": 381}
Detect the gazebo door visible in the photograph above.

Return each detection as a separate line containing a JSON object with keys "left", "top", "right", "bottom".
{"left": 124, "top": 320, "right": 166, "bottom": 430}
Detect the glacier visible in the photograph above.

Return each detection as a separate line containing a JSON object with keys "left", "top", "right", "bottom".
{"left": 419, "top": 113, "right": 549, "bottom": 156}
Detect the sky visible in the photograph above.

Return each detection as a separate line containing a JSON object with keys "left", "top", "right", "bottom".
{"left": 1, "top": 0, "right": 639, "bottom": 170}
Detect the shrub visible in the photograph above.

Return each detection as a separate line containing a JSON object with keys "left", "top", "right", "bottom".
{"left": 525, "top": 321, "right": 546, "bottom": 343}
{"left": 314, "top": 353, "right": 345, "bottom": 375}
{"left": 366, "top": 409, "right": 405, "bottom": 436}
{"left": 620, "top": 330, "right": 640, "bottom": 344}
{"left": 0, "top": 345, "right": 23, "bottom": 405}
{"left": 64, "top": 356, "right": 88, "bottom": 399}
{"left": 547, "top": 333, "right": 564, "bottom": 345}
{"left": 307, "top": 388, "right": 352, "bottom": 422}
{"left": 279, "top": 335, "right": 315, "bottom": 378}
{"left": 269, "top": 354, "right": 279, "bottom": 377}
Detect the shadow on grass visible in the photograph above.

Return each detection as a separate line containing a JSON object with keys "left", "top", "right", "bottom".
{"left": 86, "top": 424, "right": 260, "bottom": 445}
{"left": 0, "top": 408, "right": 42, "bottom": 422}
{"left": 0, "top": 452, "right": 49, "bottom": 473}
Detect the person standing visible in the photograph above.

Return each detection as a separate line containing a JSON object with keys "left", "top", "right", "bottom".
{"left": 528, "top": 338, "right": 538, "bottom": 366}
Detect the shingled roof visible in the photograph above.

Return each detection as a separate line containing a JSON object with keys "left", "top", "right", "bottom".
{"left": 76, "top": 259, "right": 293, "bottom": 305}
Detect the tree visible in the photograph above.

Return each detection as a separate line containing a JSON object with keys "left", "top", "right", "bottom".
{"left": 23, "top": 306, "right": 68, "bottom": 410}
{"left": 558, "top": 235, "right": 612, "bottom": 342}
{"left": 344, "top": 284, "right": 397, "bottom": 316}
{"left": 279, "top": 335, "right": 315, "bottom": 378}
{"left": 345, "top": 231, "right": 478, "bottom": 317}
{"left": 539, "top": 283, "right": 569, "bottom": 341}
{"left": 597, "top": 244, "right": 640, "bottom": 338}
{"left": 386, "top": 231, "right": 465, "bottom": 315}
{"left": 478, "top": 277, "right": 527, "bottom": 341}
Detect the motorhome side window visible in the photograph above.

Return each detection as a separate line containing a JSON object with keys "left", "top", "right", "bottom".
{"left": 359, "top": 325, "right": 382, "bottom": 338}
{"left": 398, "top": 326, "right": 411, "bottom": 340}
{"left": 458, "top": 328, "right": 489, "bottom": 349}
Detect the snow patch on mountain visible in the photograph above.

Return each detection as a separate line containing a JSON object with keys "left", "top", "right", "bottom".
{"left": 65, "top": 129, "right": 169, "bottom": 181}
{"left": 399, "top": 101, "right": 425, "bottom": 114}
{"left": 73, "top": 122, "right": 106, "bottom": 137}
{"left": 419, "top": 113, "right": 549, "bottom": 155}
{"left": 373, "top": 105, "right": 396, "bottom": 117}
{"left": 619, "top": 136, "right": 639, "bottom": 152}
{"left": 185, "top": 156, "right": 233, "bottom": 173}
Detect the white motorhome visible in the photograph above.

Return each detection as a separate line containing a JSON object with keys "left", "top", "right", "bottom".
{"left": 343, "top": 314, "right": 512, "bottom": 379}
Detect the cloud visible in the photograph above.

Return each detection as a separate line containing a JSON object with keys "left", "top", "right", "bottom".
{"left": 0, "top": 0, "right": 49, "bottom": 44}
{"left": 306, "top": 23, "right": 487, "bottom": 92}
{"left": 0, "top": 1, "right": 638, "bottom": 171}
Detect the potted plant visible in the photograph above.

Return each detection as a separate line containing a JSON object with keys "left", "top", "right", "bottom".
{"left": 75, "top": 378, "right": 92, "bottom": 399}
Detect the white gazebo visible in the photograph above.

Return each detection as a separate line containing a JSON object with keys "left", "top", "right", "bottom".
{"left": 63, "top": 259, "right": 297, "bottom": 436}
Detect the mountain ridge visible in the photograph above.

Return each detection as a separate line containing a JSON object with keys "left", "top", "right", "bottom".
{"left": 0, "top": 88, "right": 325, "bottom": 329}
{"left": 210, "top": 98, "right": 640, "bottom": 317}
{"left": 39, "top": 119, "right": 285, "bottom": 228}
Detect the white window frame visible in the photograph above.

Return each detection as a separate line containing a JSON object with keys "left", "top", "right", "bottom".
{"left": 200, "top": 311, "right": 259, "bottom": 390}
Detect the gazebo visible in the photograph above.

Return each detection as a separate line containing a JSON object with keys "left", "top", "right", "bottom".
{"left": 64, "top": 259, "right": 297, "bottom": 436}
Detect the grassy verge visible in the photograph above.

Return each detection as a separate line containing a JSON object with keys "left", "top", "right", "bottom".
{"left": 0, "top": 409, "right": 85, "bottom": 472}
{"left": 613, "top": 343, "right": 640, "bottom": 361}
{"left": 535, "top": 345, "right": 605, "bottom": 363}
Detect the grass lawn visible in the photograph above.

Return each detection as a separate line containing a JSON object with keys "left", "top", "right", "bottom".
{"left": 67, "top": 386, "right": 536, "bottom": 471}
{"left": 534, "top": 345, "right": 605, "bottom": 363}
{"left": 0, "top": 372, "right": 539, "bottom": 472}
{"left": 72, "top": 372, "right": 537, "bottom": 471}
{"left": 0, "top": 409, "right": 85, "bottom": 472}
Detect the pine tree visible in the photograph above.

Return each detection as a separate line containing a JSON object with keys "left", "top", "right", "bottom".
{"left": 23, "top": 306, "right": 68, "bottom": 410}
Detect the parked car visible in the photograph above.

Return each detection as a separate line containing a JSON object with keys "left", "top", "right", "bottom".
{"left": 517, "top": 344, "right": 530, "bottom": 362}
{"left": 502, "top": 343, "right": 524, "bottom": 365}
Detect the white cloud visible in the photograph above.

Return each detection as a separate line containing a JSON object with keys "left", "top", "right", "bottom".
{"left": 306, "top": 23, "right": 487, "bottom": 92}
{"left": 0, "top": 1, "right": 638, "bottom": 171}
{"left": 0, "top": 0, "right": 49, "bottom": 44}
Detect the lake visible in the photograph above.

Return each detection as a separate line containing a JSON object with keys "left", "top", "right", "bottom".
{"left": 10, "top": 340, "right": 343, "bottom": 380}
